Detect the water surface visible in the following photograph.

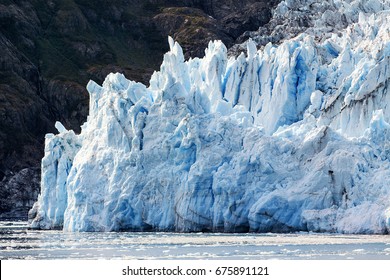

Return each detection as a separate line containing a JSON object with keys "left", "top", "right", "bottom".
{"left": 1, "top": 221, "right": 389, "bottom": 260}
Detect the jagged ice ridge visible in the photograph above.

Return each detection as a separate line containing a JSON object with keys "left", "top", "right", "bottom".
{"left": 232, "top": 0, "right": 390, "bottom": 50}
{"left": 29, "top": 8, "right": 390, "bottom": 233}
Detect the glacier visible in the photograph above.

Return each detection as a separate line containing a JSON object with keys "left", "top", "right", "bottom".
{"left": 232, "top": 0, "right": 390, "bottom": 51}
{"left": 29, "top": 3, "right": 390, "bottom": 233}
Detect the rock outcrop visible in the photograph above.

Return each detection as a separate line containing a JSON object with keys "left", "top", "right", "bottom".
{"left": 0, "top": 167, "right": 40, "bottom": 219}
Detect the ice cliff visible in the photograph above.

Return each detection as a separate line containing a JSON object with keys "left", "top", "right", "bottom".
{"left": 29, "top": 2, "right": 390, "bottom": 233}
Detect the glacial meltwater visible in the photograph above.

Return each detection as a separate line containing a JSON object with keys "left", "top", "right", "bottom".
{"left": 1, "top": 221, "right": 390, "bottom": 260}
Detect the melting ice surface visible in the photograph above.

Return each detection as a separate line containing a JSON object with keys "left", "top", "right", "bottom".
{"left": 29, "top": 6, "right": 390, "bottom": 233}
{"left": 1, "top": 221, "right": 390, "bottom": 259}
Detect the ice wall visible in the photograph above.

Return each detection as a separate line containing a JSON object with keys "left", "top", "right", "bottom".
{"left": 29, "top": 9, "right": 390, "bottom": 233}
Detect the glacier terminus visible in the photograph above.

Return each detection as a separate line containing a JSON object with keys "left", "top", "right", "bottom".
{"left": 29, "top": 0, "right": 390, "bottom": 233}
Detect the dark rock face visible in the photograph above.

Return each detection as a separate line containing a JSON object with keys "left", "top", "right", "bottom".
{"left": 0, "top": 167, "right": 40, "bottom": 219}
{"left": 221, "top": 2, "right": 273, "bottom": 39}
{"left": 153, "top": 7, "right": 234, "bottom": 58}
{"left": 153, "top": 1, "right": 279, "bottom": 58}
{"left": 0, "top": 0, "right": 280, "bottom": 219}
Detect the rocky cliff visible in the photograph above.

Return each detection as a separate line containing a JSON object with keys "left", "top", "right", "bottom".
{"left": 0, "top": 0, "right": 279, "bottom": 218}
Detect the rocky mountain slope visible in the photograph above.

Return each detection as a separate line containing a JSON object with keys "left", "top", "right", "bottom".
{"left": 0, "top": 0, "right": 280, "bottom": 218}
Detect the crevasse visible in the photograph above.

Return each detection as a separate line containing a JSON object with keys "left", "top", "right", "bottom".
{"left": 29, "top": 10, "right": 390, "bottom": 233}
